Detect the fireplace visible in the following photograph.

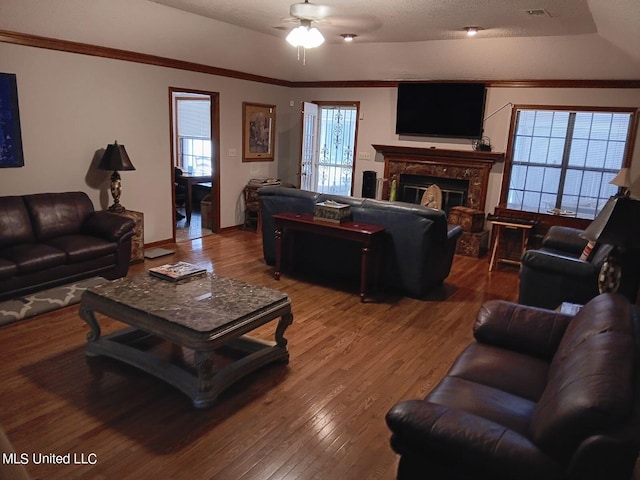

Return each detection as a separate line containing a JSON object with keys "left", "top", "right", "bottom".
{"left": 373, "top": 145, "right": 504, "bottom": 211}
{"left": 399, "top": 174, "right": 469, "bottom": 214}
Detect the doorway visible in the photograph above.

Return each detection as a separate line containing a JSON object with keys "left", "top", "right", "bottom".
{"left": 169, "top": 88, "right": 220, "bottom": 241}
{"left": 299, "top": 101, "right": 359, "bottom": 195}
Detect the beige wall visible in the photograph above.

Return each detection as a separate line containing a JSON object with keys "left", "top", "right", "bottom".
{"left": 0, "top": 42, "right": 290, "bottom": 242}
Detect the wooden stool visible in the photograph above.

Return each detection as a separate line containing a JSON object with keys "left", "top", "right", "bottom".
{"left": 488, "top": 220, "right": 533, "bottom": 271}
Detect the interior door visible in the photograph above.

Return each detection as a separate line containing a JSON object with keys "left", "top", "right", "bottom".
{"left": 299, "top": 101, "right": 318, "bottom": 191}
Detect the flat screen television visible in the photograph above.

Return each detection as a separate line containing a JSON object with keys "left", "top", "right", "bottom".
{"left": 395, "top": 82, "right": 487, "bottom": 139}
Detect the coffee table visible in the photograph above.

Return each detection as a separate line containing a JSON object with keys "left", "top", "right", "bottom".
{"left": 79, "top": 272, "right": 292, "bottom": 408}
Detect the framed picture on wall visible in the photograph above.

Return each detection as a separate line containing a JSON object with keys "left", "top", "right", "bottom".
{"left": 242, "top": 102, "right": 276, "bottom": 162}
{"left": 0, "top": 73, "right": 24, "bottom": 168}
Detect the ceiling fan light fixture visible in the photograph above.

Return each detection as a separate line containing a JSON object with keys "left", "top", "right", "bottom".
{"left": 286, "top": 21, "right": 325, "bottom": 49}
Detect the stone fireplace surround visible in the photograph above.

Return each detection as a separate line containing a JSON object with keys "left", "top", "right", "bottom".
{"left": 372, "top": 144, "right": 504, "bottom": 211}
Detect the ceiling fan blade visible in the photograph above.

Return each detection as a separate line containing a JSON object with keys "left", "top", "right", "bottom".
{"left": 289, "top": 1, "right": 331, "bottom": 21}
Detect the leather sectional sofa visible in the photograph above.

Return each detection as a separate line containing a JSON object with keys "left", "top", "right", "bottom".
{"left": 258, "top": 186, "right": 463, "bottom": 298}
{"left": 386, "top": 293, "right": 640, "bottom": 480}
{"left": 0, "top": 192, "right": 136, "bottom": 301}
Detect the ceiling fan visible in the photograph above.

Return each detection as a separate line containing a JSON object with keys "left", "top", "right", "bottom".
{"left": 281, "top": 0, "right": 331, "bottom": 26}
{"left": 282, "top": 0, "right": 330, "bottom": 63}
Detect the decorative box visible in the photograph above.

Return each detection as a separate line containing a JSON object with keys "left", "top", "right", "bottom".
{"left": 448, "top": 206, "right": 485, "bottom": 233}
{"left": 313, "top": 201, "right": 352, "bottom": 224}
{"left": 456, "top": 230, "right": 489, "bottom": 258}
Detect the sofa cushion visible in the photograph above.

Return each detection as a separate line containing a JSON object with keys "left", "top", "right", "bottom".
{"left": 46, "top": 235, "right": 118, "bottom": 263}
{"left": 447, "top": 343, "right": 550, "bottom": 402}
{"left": 0, "top": 197, "right": 35, "bottom": 247}
{"left": 531, "top": 294, "right": 634, "bottom": 460}
{"left": 426, "top": 376, "right": 536, "bottom": 436}
{"left": 24, "top": 192, "right": 94, "bottom": 242}
{"left": 1, "top": 244, "right": 67, "bottom": 274}
{"left": 0, "top": 259, "right": 18, "bottom": 280}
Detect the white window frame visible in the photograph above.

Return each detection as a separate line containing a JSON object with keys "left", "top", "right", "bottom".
{"left": 501, "top": 105, "right": 638, "bottom": 220}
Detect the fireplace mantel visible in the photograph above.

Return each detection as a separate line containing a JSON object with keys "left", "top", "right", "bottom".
{"left": 373, "top": 144, "right": 504, "bottom": 210}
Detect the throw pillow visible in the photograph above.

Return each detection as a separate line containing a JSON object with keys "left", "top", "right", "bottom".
{"left": 579, "top": 240, "right": 596, "bottom": 261}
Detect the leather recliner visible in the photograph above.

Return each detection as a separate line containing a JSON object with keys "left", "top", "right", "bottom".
{"left": 386, "top": 293, "right": 640, "bottom": 480}
{"left": 518, "top": 225, "right": 640, "bottom": 309}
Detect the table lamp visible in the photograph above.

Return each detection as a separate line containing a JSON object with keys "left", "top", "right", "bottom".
{"left": 580, "top": 196, "right": 640, "bottom": 293}
{"left": 609, "top": 167, "right": 632, "bottom": 197}
{"left": 98, "top": 141, "right": 135, "bottom": 212}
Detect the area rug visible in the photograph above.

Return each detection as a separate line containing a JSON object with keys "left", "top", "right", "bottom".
{"left": 0, "top": 277, "right": 108, "bottom": 326}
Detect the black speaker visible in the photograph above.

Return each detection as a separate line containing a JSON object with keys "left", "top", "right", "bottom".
{"left": 362, "top": 170, "right": 377, "bottom": 198}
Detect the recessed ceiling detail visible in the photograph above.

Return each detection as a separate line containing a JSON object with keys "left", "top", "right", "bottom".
{"left": 149, "top": 0, "right": 597, "bottom": 43}
{"left": 525, "top": 8, "right": 552, "bottom": 17}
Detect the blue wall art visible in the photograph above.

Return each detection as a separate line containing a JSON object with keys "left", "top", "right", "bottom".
{"left": 0, "top": 73, "right": 24, "bottom": 168}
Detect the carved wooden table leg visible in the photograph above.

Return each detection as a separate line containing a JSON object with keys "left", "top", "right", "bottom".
{"left": 79, "top": 304, "right": 101, "bottom": 342}
{"left": 360, "top": 245, "right": 371, "bottom": 302}
{"left": 274, "top": 225, "right": 282, "bottom": 280}
{"left": 194, "top": 350, "right": 215, "bottom": 394}
{"left": 275, "top": 312, "right": 293, "bottom": 350}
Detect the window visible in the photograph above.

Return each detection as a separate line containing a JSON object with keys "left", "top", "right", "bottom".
{"left": 503, "top": 106, "right": 636, "bottom": 220}
{"left": 176, "top": 97, "right": 211, "bottom": 176}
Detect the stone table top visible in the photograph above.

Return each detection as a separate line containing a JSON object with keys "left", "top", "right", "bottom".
{"left": 85, "top": 272, "right": 290, "bottom": 333}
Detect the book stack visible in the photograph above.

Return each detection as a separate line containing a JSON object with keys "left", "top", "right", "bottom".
{"left": 148, "top": 262, "right": 207, "bottom": 282}
{"left": 248, "top": 177, "right": 281, "bottom": 187}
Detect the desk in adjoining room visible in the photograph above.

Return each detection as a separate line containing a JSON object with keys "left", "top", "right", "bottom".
{"left": 176, "top": 174, "right": 212, "bottom": 223}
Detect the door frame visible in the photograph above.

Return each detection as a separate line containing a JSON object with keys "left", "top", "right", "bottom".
{"left": 299, "top": 101, "right": 360, "bottom": 195}
{"left": 169, "top": 87, "right": 221, "bottom": 236}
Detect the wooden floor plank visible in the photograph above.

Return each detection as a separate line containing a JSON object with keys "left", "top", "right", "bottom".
{"left": 0, "top": 229, "right": 519, "bottom": 479}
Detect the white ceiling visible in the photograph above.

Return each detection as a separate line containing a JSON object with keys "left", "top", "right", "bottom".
{"left": 149, "top": 0, "right": 599, "bottom": 44}
{"left": 1, "top": 0, "right": 638, "bottom": 81}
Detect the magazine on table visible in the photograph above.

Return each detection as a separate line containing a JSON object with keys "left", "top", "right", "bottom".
{"left": 148, "top": 262, "right": 207, "bottom": 282}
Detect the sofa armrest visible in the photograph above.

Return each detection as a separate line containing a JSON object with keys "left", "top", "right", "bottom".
{"left": 521, "top": 250, "right": 600, "bottom": 278}
{"left": 447, "top": 224, "right": 463, "bottom": 241}
{"left": 473, "top": 300, "right": 573, "bottom": 360}
{"left": 386, "top": 400, "right": 562, "bottom": 480}
{"left": 82, "top": 211, "right": 136, "bottom": 243}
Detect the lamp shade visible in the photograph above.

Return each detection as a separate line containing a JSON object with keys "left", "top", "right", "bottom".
{"left": 609, "top": 167, "right": 631, "bottom": 188}
{"left": 98, "top": 141, "right": 135, "bottom": 171}
{"left": 580, "top": 196, "right": 640, "bottom": 248}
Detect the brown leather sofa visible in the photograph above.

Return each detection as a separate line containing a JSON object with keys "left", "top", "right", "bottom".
{"left": 0, "top": 192, "right": 136, "bottom": 301}
{"left": 386, "top": 293, "right": 640, "bottom": 480}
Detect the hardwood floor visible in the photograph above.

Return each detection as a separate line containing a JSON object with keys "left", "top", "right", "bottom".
{"left": 0, "top": 230, "right": 520, "bottom": 480}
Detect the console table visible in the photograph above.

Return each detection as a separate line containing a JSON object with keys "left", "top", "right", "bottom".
{"left": 273, "top": 212, "right": 385, "bottom": 302}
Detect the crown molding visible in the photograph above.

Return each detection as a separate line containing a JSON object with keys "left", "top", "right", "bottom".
{"left": 0, "top": 29, "right": 290, "bottom": 87}
{"left": 1, "top": 30, "right": 639, "bottom": 89}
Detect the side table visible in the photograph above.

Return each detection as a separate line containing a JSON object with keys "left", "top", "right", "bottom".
{"left": 243, "top": 183, "right": 261, "bottom": 232}
{"left": 114, "top": 210, "right": 144, "bottom": 263}
{"left": 488, "top": 219, "right": 533, "bottom": 272}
